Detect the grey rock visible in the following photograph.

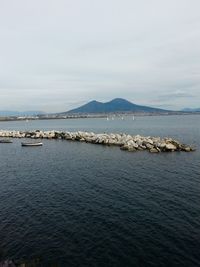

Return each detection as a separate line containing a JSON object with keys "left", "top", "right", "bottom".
{"left": 166, "top": 143, "right": 177, "bottom": 151}
{"left": 149, "top": 148, "right": 159, "bottom": 153}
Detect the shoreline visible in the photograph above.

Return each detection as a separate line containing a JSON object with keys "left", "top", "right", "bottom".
{"left": 0, "top": 112, "right": 200, "bottom": 122}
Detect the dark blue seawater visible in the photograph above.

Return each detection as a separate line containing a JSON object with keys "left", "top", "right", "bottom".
{"left": 0, "top": 115, "right": 200, "bottom": 266}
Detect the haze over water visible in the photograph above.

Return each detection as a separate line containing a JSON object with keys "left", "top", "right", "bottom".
{"left": 0, "top": 115, "right": 200, "bottom": 266}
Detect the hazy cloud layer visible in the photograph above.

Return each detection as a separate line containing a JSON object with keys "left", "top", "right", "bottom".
{"left": 0, "top": 0, "right": 200, "bottom": 112}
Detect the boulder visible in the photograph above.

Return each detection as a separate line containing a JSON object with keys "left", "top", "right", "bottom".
{"left": 145, "top": 143, "right": 154, "bottom": 150}
{"left": 128, "top": 147, "right": 137, "bottom": 152}
{"left": 149, "top": 148, "right": 159, "bottom": 153}
{"left": 127, "top": 140, "right": 138, "bottom": 148}
{"left": 120, "top": 145, "right": 129, "bottom": 151}
{"left": 183, "top": 146, "right": 192, "bottom": 152}
{"left": 165, "top": 143, "right": 177, "bottom": 151}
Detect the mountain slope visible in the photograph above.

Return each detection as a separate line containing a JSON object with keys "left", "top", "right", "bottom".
{"left": 181, "top": 108, "right": 200, "bottom": 112}
{"left": 65, "top": 98, "right": 170, "bottom": 114}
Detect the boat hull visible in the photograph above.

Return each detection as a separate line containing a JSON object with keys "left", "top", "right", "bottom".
{"left": 21, "top": 142, "right": 43, "bottom": 147}
{"left": 0, "top": 139, "right": 13, "bottom": 143}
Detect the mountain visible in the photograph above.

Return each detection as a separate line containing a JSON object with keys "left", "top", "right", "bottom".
{"left": 65, "top": 98, "right": 171, "bottom": 114}
{"left": 181, "top": 108, "right": 200, "bottom": 112}
{"left": 0, "top": 110, "right": 46, "bottom": 116}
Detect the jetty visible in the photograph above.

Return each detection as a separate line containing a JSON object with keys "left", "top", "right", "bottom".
{"left": 0, "top": 130, "right": 195, "bottom": 152}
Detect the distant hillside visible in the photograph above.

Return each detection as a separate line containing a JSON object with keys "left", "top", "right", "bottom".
{"left": 181, "top": 108, "right": 200, "bottom": 112}
{"left": 64, "top": 98, "right": 170, "bottom": 114}
{"left": 0, "top": 110, "right": 46, "bottom": 116}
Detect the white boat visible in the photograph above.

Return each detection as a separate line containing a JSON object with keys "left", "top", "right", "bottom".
{"left": 21, "top": 142, "right": 43, "bottom": 147}
{"left": 132, "top": 115, "right": 135, "bottom": 120}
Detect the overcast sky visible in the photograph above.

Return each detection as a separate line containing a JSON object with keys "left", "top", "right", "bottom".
{"left": 0, "top": 0, "right": 200, "bottom": 112}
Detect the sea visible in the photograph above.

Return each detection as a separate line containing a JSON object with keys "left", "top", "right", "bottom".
{"left": 0, "top": 115, "right": 200, "bottom": 267}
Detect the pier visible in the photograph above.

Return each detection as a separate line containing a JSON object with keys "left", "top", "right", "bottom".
{"left": 0, "top": 130, "right": 195, "bottom": 152}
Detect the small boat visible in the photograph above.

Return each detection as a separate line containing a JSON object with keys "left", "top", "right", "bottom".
{"left": 0, "top": 139, "right": 13, "bottom": 143}
{"left": 21, "top": 142, "right": 43, "bottom": 147}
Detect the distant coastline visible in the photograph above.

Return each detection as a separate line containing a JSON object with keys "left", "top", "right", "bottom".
{"left": 0, "top": 111, "right": 200, "bottom": 122}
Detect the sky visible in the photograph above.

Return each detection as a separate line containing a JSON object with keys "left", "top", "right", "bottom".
{"left": 0, "top": 0, "right": 200, "bottom": 112}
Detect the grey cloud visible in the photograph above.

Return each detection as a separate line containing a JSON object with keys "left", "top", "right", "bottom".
{"left": 0, "top": 0, "right": 200, "bottom": 112}
{"left": 156, "top": 91, "right": 195, "bottom": 102}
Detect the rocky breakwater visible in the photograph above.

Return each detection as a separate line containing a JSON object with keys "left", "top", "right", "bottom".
{"left": 0, "top": 130, "right": 195, "bottom": 153}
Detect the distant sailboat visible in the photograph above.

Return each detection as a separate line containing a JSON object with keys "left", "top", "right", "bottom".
{"left": 106, "top": 117, "right": 109, "bottom": 121}
{"left": 132, "top": 115, "right": 135, "bottom": 121}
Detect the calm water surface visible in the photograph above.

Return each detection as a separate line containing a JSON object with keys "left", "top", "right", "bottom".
{"left": 0, "top": 115, "right": 200, "bottom": 266}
